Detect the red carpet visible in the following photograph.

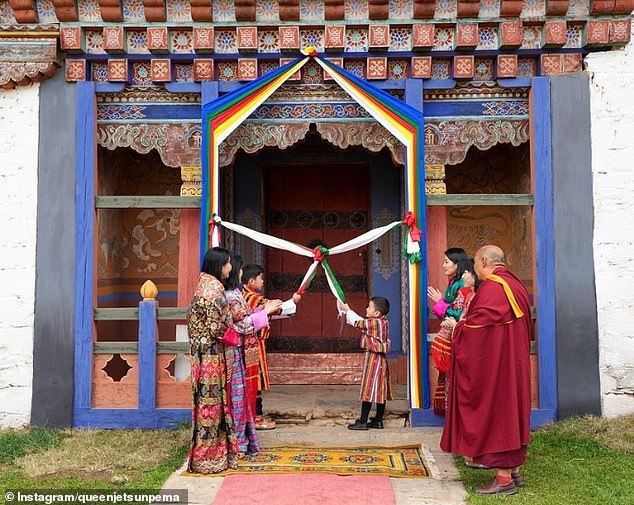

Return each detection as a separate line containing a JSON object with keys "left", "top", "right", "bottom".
{"left": 211, "top": 474, "right": 396, "bottom": 505}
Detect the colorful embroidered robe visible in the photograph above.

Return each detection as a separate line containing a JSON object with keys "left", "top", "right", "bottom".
{"left": 187, "top": 272, "right": 239, "bottom": 474}
{"left": 357, "top": 317, "right": 393, "bottom": 403}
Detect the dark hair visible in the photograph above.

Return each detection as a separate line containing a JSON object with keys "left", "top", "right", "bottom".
{"left": 242, "top": 264, "right": 264, "bottom": 284}
{"left": 370, "top": 296, "right": 390, "bottom": 316}
{"left": 456, "top": 258, "right": 480, "bottom": 290}
{"left": 201, "top": 247, "right": 231, "bottom": 281}
{"left": 445, "top": 247, "right": 469, "bottom": 282}
{"left": 223, "top": 254, "right": 243, "bottom": 290}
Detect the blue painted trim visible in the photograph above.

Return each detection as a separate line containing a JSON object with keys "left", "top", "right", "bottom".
{"left": 73, "top": 81, "right": 96, "bottom": 413}
{"left": 73, "top": 408, "right": 190, "bottom": 429}
{"left": 410, "top": 408, "right": 446, "bottom": 427}
{"left": 138, "top": 301, "right": 157, "bottom": 410}
{"left": 95, "top": 83, "right": 126, "bottom": 92}
{"left": 532, "top": 77, "right": 558, "bottom": 416}
{"left": 165, "top": 82, "right": 202, "bottom": 93}
{"left": 405, "top": 78, "right": 430, "bottom": 409}
{"left": 424, "top": 79, "right": 456, "bottom": 89}
{"left": 411, "top": 408, "right": 556, "bottom": 429}
{"left": 498, "top": 78, "right": 532, "bottom": 88}
{"left": 200, "top": 81, "right": 219, "bottom": 265}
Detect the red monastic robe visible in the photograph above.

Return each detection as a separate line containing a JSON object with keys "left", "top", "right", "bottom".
{"left": 440, "top": 267, "right": 532, "bottom": 468}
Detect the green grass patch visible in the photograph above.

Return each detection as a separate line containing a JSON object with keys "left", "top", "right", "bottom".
{"left": 0, "top": 428, "right": 64, "bottom": 465}
{"left": 459, "top": 415, "right": 634, "bottom": 504}
{"left": 0, "top": 427, "right": 190, "bottom": 501}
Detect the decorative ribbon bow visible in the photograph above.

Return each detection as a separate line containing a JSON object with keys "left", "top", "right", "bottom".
{"left": 402, "top": 211, "right": 422, "bottom": 264}
{"left": 209, "top": 215, "right": 222, "bottom": 247}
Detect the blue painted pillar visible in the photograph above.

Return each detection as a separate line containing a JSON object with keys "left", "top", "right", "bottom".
{"left": 531, "top": 77, "right": 558, "bottom": 423}
{"left": 200, "top": 81, "right": 220, "bottom": 265}
{"left": 73, "top": 81, "right": 96, "bottom": 420}
{"left": 138, "top": 300, "right": 158, "bottom": 410}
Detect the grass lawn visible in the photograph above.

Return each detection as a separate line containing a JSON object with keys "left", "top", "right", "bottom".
{"left": 0, "top": 427, "right": 190, "bottom": 502}
{"left": 458, "top": 414, "right": 634, "bottom": 504}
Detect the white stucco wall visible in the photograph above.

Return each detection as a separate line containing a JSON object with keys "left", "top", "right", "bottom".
{"left": 0, "top": 83, "right": 39, "bottom": 427}
{"left": 586, "top": 27, "right": 634, "bottom": 417}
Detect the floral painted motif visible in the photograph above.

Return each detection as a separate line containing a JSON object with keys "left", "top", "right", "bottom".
{"left": 213, "top": 0, "right": 235, "bottom": 22}
{"left": 517, "top": 57, "right": 536, "bottom": 77}
{"left": 302, "top": 59, "right": 323, "bottom": 84}
{"left": 256, "top": 0, "right": 279, "bottom": 21}
{"left": 521, "top": 26, "right": 542, "bottom": 49}
{"left": 132, "top": 62, "right": 152, "bottom": 84}
{"left": 345, "top": 28, "right": 369, "bottom": 52}
{"left": 345, "top": 60, "right": 366, "bottom": 78}
{"left": 300, "top": 30, "right": 325, "bottom": 52}
{"left": 388, "top": 60, "right": 408, "bottom": 80}
{"left": 217, "top": 62, "right": 238, "bottom": 81}
{"left": 431, "top": 59, "right": 451, "bottom": 79}
{"left": 300, "top": 0, "right": 324, "bottom": 21}
{"left": 167, "top": 0, "right": 191, "bottom": 22}
{"left": 36, "top": 0, "right": 58, "bottom": 23}
{"left": 86, "top": 31, "right": 105, "bottom": 54}
{"left": 345, "top": 0, "right": 368, "bottom": 20}
{"left": 175, "top": 64, "right": 194, "bottom": 82}
{"left": 433, "top": 27, "right": 454, "bottom": 51}
{"left": 78, "top": 0, "right": 101, "bottom": 22}
{"left": 91, "top": 63, "right": 108, "bottom": 82}
{"left": 258, "top": 31, "right": 280, "bottom": 53}
{"left": 215, "top": 30, "right": 237, "bottom": 54}
{"left": 521, "top": 0, "right": 545, "bottom": 17}
{"left": 389, "top": 0, "right": 413, "bottom": 19}
{"left": 477, "top": 27, "right": 498, "bottom": 50}
{"left": 122, "top": 0, "right": 144, "bottom": 22}
{"left": 258, "top": 61, "right": 278, "bottom": 76}
{"left": 127, "top": 31, "right": 148, "bottom": 53}
{"left": 435, "top": 0, "right": 457, "bottom": 18}
{"left": 564, "top": 25, "right": 583, "bottom": 49}
{"left": 171, "top": 30, "right": 194, "bottom": 53}
{"left": 390, "top": 27, "right": 412, "bottom": 51}
{"left": 473, "top": 58, "right": 494, "bottom": 81}
{"left": 479, "top": 0, "right": 500, "bottom": 17}
{"left": 0, "top": 1, "right": 17, "bottom": 24}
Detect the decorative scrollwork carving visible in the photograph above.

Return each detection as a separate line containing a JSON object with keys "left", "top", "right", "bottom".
{"left": 96, "top": 123, "right": 201, "bottom": 168}
{"left": 219, "top": 122, "right": 311, "bottom": 167}
{"left": 316, "top": 122, "right": 405, "bottom": 166}
{"left": 0, "top": 61, "right": 57, "bottom": 88}
{"left": 425, "top": 119, "right": 529, "bottom": 165}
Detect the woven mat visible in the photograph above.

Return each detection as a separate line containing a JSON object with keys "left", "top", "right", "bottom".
{"left": 186, "top": 444, "right": 431, "bottom": 478}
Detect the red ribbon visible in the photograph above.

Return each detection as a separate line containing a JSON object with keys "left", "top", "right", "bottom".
{"left": 209, "top": 218, "right": 220, "bottom": 246}
{"left": 313, "top": 246, "right": 326, "bottom": 262}
{"left": 403, "top": 211, "right": 422, "bottom": 242}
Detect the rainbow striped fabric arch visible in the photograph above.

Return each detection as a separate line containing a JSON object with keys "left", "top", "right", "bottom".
{"left": 201, "top": 54, "right": 429, "bottom": 409}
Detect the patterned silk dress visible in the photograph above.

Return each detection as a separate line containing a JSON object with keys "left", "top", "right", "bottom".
{"left": 225, "top": 288, "right": 266, "bottom": 456}
{"left": 187, "top": 272, "right": 240, "bottom": 474}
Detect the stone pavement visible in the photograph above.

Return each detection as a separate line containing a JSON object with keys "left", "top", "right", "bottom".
{"left": 162, "top": 385, "right": 468, "bottom": 505}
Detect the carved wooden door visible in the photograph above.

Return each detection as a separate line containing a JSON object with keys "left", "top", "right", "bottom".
{"left": 265, "top": 163, "right": 370, "bottom": 357}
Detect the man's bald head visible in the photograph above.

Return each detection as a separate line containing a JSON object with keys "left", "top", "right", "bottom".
{"left": 474, "top": 245, "right": 505, "bottom": 278}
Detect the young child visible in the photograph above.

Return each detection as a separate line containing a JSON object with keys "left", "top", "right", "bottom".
{"left": 242, "top": 263, "right": 301, "bottom": 430}
{"left": 339, "top": 296, "right": 392, "bottom": 430}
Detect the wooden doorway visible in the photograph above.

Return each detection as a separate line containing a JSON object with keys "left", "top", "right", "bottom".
{"left": 264, "top": 162, "right": 371, "bottom": 384}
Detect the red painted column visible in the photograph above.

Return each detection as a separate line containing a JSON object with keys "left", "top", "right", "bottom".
{"left": 177, "top": 209, "right": 201, "bottom": 306}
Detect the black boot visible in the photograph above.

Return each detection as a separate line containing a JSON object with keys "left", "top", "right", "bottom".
{"left": 367, "top": 417, "right": 384, "bottom": 429}
{"left": 347, "top": 419, "right": 368, "bottom": 431}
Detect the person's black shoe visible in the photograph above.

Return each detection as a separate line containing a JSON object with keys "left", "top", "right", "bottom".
{"left": 367, "top": 417, "right": 384, "bottom": 429}
{"left": 347, "top": 419, "right": 368, "bottom": 431}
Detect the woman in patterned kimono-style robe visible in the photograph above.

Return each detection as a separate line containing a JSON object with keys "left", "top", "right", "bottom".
{"left": 187, "top": 247, "right": 240, "bottom": 474}
{"left": 223, "top": 255, "right": 280, "bottom": 456}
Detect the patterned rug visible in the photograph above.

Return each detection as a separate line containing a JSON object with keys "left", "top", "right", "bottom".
{"left": 185, "top": 444, "right": 431, "bottom": 478}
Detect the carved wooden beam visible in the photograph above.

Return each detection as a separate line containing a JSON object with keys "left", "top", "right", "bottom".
{"left": 7, "top": 0, "right": 38, "bottom": 23}
{"left": 279, "top": 0, "right": 299, "bottom": 20}
{"left": 500, "top": 0, "right": 524, "bottom": 16}
{"left": 591, "top": 0, "right": 634, "bottom": 13}
{"left": 325, "top": 0, "right": 344, "bottom": 20}
{"left": 143, "top": 0, "right": 166, "bottom": 22}
{"left": 0, "top": 61, "right": 57, "bottom": 89}
{"left": 413, "top": 0, "right": 436, "bottom": 19}
{"left": 97, "top": 0, "right": 123, "bottom": 22}
{"left": 234, "top": 0, "right": 256, "bottom": 21}
{"left": 51, "top": 0, "right": 78, "bottom": 21}
{"left": 190, "top": 0, "right": 211, "bottom": 21}
{"left": 457, "top": 0, "right": 480, "bottom": 17}
{"left": 368, "top": 0, "right": 389, "bottom": 19}
{"left": 545, "top": 0, "right": 570, "bottom": 15}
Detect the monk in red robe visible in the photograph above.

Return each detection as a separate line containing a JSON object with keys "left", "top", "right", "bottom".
{"left": 440, "top": 245, "right": 531, "bottom": 496}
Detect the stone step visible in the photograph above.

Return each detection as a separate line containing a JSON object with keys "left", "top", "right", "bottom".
{"left": 260, "top": 384, "right": 410, "bottom": 428}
